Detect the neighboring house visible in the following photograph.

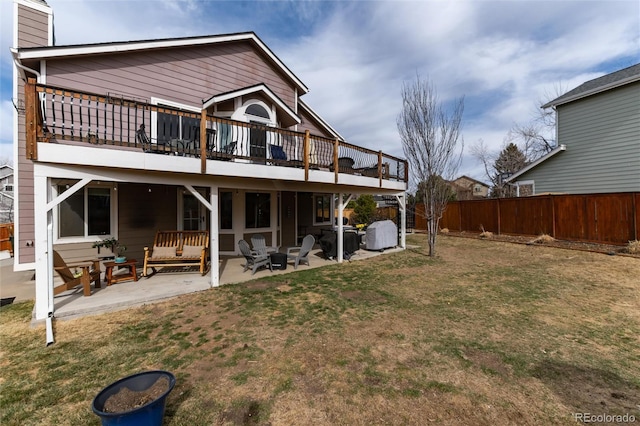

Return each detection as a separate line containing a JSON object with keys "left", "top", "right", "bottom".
{"left": 507, "top": 63, "right": 640, "bottom": 195}
{"left": 0, "top": 165, "right": 14, "bottom": 223}
{"left": 11, "top": 0, "right": 408, "bottom": 322}
{"left": 450, "top": 176, "right": 489, "bottom": 200}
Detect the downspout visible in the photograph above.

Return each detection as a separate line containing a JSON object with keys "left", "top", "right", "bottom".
{"left": 46, "top": 209, "right": 54, "bottom": 346}
{"left": 12, "top": 50, "right": 53, "bottom": 344}
{"left": 11, "top": 49, "right": 41, "bottom": 81}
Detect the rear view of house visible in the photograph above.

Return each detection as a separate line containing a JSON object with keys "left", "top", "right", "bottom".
{"left": 11, "top": 0, "right": 408, "bottom": 322}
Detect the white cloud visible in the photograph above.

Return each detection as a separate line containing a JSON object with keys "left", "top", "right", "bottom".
{"left": 1, "top": 0, "right": 638, "bottom": 184}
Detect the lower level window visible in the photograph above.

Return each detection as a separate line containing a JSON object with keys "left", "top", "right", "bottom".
{"left": 58, "top": 185, "right": 113, "bottom": 238}
{"left": 314, "top": 194, "right": 332, "bottom": 225}
{"left": 245, "top": 192, "right": 270, "bottom": 228}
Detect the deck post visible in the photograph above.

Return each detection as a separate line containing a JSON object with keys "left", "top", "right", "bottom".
{"left": 334, "top": 138, "right": 339, "bottom": 184}
{"left": 378, "top": 151, "right": 383, "bottom": 187}
{"left": 25, "top": 78, "right": 38, "bottom": 160}
{"left": 304, "top": 130, "right": 310, "bottom": 181}
{"left": 200, "top": 109, "right": 207, "bottom": 173}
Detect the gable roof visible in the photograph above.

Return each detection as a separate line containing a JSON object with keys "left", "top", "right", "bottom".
{"left": 452, "top": 175, "right": 489, "bottom": 188}
{"left": 506, "top": 144, "right": 567, "bottom": 182}
{"left": 203, "top": 84, "right": 301, "bottom": 127}
{"left": 298, "top": 99, "right": 344, "bottom": 141}
{"left": 13, "top": 32, "right": 309, "bottom": 95}
{"left": 543, "top": 63, "right": 640, "bottom": 108}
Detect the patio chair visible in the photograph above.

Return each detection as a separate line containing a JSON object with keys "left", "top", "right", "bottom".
{"left": 136, "top": 124, "right": 151, "bottom": 151}
{"left": 238, "top": 239, "right": 272, "bottom": 275}
{"left": 286, "top": 234, "right": 315, "bottom": 269}
{"left": 53, "top": 250, "right": 101, "bottom": 297}
{"left": 250, "top": 234, "right": 278, "bottom": 256}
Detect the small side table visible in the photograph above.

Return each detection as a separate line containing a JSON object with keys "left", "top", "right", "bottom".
{"left": 104, "top": 259, "right": 138, "bottom": 286}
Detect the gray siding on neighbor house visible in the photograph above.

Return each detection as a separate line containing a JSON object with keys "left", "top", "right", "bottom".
{"left": 517, "top": 82, "right": 640, "bottom": 194}
{"left": 17, "top": 4, "right": 49, "bottom": 48}
{"left": 45, "top": 42, "right": 297, "bottom": 114}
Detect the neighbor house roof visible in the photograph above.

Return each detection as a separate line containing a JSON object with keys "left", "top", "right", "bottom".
{"left": 453, "top": 175, "right": 489, "bottom": 188}
{"left": 506, "top": 144, "right": 567, "bottom": 182}
{"left": 12, "top": 31, "right": 309, "bottom": 95}
{"left": 542, "top": 63, "right": 640, "bottom": 108}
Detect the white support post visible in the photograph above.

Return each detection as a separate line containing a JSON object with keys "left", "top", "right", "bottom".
{"left": 33, "top": 175, "right": 50, "bottom": 321}
{"left": 337, "top": 192, "right": 344, "bottom": 263}
{"left": 209, "top": 186, "right": 219, "bottom": 287}
{"left": 397, "top": 193, "right": 407, "bottom": 249}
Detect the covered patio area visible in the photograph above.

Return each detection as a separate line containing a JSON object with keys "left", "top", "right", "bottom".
{"left": 50, "top": 246, "right": 403, "bottom": 321}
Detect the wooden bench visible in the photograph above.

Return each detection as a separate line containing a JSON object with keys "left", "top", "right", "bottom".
{"left": 143, "top": 230, "right": 209, "bottom": 277}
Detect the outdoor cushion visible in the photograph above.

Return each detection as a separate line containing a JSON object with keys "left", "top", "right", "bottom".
{"left": 182, "top": 245, "right": 203, "bottom": 258}
{"left": 270, "top": 144, "right": 287, "bottom": 160}
{"left": 151, "top": 246, "right": 176, "bottom": 259}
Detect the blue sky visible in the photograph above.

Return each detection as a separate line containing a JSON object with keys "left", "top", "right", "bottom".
{"left": 1, "top": 0, "right": 638, "bottom": 182}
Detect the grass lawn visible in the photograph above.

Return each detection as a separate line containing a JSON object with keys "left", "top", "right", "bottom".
{"left": 1, "top": 234, "right": 639, "bottom": 425}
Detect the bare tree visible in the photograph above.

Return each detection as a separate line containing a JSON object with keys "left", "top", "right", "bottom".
{"left": 471, "top": 140, "right": 526, "bottom": 198}
{"left": 397, "top": 76, "right": 464, "bottom": 257}
{"left": 508, "top": 83, "right": 568, "bottom": 161}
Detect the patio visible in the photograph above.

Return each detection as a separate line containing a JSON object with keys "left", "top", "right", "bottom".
{"left": 50, "top": 246, "right": 403, "bottom": 321}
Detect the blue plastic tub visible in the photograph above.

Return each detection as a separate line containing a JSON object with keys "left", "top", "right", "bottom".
{"left": 92, "top": 370, "right": 175, "bottom": 426}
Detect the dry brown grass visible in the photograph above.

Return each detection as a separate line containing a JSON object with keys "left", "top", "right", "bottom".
{"left": 1, "top": 234, "right": 639, "bottom": 425}
{"left": 625, "top": 240, "right": 640, "bottom": 254}
{"left": 530, "top": 233, "right": 556, "bottom": 244}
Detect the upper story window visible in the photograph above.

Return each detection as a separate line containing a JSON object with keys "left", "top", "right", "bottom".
{"left": 245, "top": 104, "right": 270, "bottom": 119}
{"left": 151, "top": 98, "right": 200, "bottom": 144}
{"left": 232, "top": 100, "right": 275, "bottom": 126}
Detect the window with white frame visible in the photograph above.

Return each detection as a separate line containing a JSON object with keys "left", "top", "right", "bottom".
{"left": 56, "top": 184, "right": 116, "bottom": 239}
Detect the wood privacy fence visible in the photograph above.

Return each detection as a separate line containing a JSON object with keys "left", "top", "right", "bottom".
{"left": 414, "top": 192, "right": 640, "bottom": 246}
{"left": 0, "top": 223, "right": 13, "bottom": 253}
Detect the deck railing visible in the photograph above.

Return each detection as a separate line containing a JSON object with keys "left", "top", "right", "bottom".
{"left": 25, "top": 78, "right": 408, "bottom": 184}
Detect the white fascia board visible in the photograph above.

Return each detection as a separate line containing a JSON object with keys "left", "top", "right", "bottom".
{"left": 16, "top": 0, "right": 53, "bottom": 15}
{"left": 542, "top": 76, "right": 640, "bottom": 108}
{"left": 203, "top": 84, "right": 301, "bottom": 125}
{"left": 16, "top": 33, "right": 309, "bottom": 94}
{"left": 506, "top": 144, "right": 567, "bottom": 182}
{"left": 298, "top": 99, "right": 344, "bottom": 141}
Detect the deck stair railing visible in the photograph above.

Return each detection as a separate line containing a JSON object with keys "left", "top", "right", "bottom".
{"left": 24, "top": 78, "right": 408, "bottom": 184}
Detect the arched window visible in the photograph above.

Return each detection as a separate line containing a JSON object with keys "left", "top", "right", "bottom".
{"left": 245, "top": 104, "right": 270, "bottom": 119}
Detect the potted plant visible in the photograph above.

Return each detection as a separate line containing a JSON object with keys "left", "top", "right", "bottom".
{"left": 93, "top": 237, "right": 127, "bottom": 263}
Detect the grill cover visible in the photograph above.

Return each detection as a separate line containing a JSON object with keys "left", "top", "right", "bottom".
{"left": 365, "top": 220, "right": 397, "bottom": 250}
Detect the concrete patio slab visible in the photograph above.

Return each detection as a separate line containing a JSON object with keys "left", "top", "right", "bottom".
{"left": 1, "top": 246, "right": 404, "bottom": 323}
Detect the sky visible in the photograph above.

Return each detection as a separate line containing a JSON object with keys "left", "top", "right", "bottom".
{"left": 1, "top": 0, "right": 638, "bottom": 183}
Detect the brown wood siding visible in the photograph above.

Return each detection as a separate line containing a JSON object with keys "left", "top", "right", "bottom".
{"left": 17, "top": 4, "right": 49, "bottom": 48}
{"left": 16, "top": 3, "right": 49, "bottom": 264}
{"left": 16, "top": 77, "right": 36, "bottom": 264}
{"left": 219, "top": 234, "right": 235, "bottom": 251}
{"left": 298, "top": 108, "right": 334, "bottom": 138}
{"left": 45, "top": 42, "right": 297, "bottom": 112}
{"left": 117, "top": 183, "right": 178, "bottom": 262}
{"left": 281, "top": 191, "right": 297, "bottom": 247}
